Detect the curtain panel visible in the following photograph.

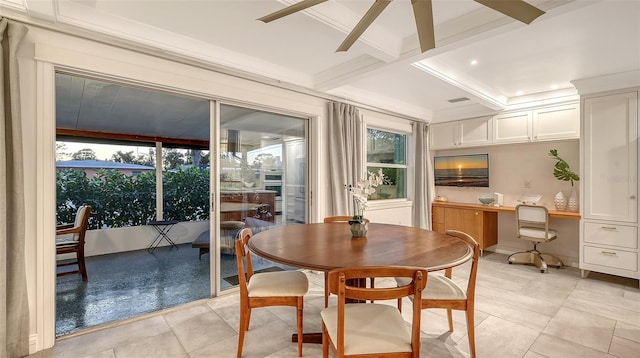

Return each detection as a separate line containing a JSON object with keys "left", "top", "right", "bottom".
{"left": 413, "top": 121, "right": 433, "bottom": 229}
{"left": 327, "top": 102, "right": 364, "bottom": 216}
{"left": 0, "top": 17, "right": 30, "bottom": 358}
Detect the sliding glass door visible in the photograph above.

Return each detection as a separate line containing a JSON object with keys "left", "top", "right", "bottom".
{"left": 218, "top": 104, "right": 308, "bottom": 290}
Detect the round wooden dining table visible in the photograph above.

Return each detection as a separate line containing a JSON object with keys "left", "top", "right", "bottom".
{"left": 248, "top": 222, "right": 473, "bottom": 272}
{"left": 248, "top": 222, "right": 473, "bottom": 344}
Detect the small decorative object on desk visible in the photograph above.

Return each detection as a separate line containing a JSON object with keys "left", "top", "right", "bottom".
{"left": 478, "top": 194, "right": 494, "bottom": 206}
{"left": 345, "top": 169, "right": 386, "bottom": 238}
{"left": 549, "top": 149, "right": 580, "bottom": 212}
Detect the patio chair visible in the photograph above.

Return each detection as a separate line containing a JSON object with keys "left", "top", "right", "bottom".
{"left": 56, "top": 205, "right": 92, "bottom": 281}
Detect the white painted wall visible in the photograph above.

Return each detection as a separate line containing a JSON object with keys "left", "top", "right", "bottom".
{"left": 434, "top": 139, "right": 581, "bottom": 266}
{"left": 17, "top": 26, "right": 417, "bottom": 352}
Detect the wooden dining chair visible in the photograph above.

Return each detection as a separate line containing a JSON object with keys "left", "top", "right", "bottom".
{"left": 321, "top": 265, "right": 427, "bottom": 358}
{"left": 396, "top": 230, "right": 480, "bottom": 358}
{"left": 56, "top": 205, "right": 92, "bottom": 281}
{"left": 235, "top": 228, "right": 309, "bottom": 358}
{"left": 322, "top": 216, "right": 373, "bottom": 307}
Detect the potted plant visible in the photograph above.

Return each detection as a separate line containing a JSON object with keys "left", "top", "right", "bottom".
{"left": 345, "top": 169, "right": 385, "bottom": 238}
{"left": 549, "top": 149, "right": 580, "bottom": 212}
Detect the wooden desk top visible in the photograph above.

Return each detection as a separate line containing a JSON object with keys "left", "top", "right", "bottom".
{"left": 248, "top": 223, "right": 473, "bottom": 272}
{"left": 432, "top": 201, "right": 581, "bottom": 220}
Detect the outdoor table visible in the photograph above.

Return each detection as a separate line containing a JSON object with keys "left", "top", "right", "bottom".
{"left": 147, "top": 220, "right": 179, "bottom": 252}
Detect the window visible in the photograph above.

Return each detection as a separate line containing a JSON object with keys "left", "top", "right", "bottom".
{"left": 366, "top": 128, "right": 407, "bottom": 200}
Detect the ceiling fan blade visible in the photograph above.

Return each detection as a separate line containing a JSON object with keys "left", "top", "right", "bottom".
{"left": 474, "top": 0, "right": 545, "bottom": 24}
{"left": 336, "top": 0, "right": 392, "bottom": 52}
{"left": 258, "top": 0, "right": 328, "bottom": 23}
{"left": 412, "top": 0, "right": 435, "bottom": 52}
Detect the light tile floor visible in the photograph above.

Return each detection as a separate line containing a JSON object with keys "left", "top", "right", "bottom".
{"left": 31, "top": 252, "right": 640, "bottom": 358}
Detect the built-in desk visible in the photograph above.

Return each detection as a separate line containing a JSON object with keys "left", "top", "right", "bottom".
{"left": 432, "top": 201, "right": 580, "bottom": 254}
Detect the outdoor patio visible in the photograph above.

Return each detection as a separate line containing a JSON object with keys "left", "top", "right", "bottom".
{"left": 55, "top": 242, "right": 282, "bottom": 337}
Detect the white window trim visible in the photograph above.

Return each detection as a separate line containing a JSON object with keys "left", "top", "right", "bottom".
{"left": 365, "top": 126, "right": 410, "bottom": 205}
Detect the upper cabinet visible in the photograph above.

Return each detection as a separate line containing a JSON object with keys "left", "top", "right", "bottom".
{"left": 430, "top": 116, "right": 492, "bottom": 150}
{"left": 494, "top": 102, "right": 580, "bottom": 144}
{"left": 430, "top": 102, "right": 580, "bottom": 150}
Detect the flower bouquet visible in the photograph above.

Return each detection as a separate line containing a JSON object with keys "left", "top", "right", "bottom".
{"left": 344, "top": 169, "right": 385, "bottom": 237}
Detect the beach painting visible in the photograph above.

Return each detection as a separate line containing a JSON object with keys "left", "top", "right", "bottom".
{"left": 434, "top": 154, "right": 489, "bottom": 187}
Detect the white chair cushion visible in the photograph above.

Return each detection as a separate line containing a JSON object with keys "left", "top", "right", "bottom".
{"left": 247, "top": 270, "right": 308, "bottom": 297}
{"left": 395, "top": 275, "right": 466, "bottom": 300}
{"left": 519, "top": 226, "right": 557, "bottom": 240}
{"left": 321, "top": 303, "right": 411, "bottom": 355}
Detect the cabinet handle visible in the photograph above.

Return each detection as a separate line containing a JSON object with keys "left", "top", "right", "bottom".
{"left": 600, "top": 251, "right": 618, "bottom": 256}
{"left": 475, "top": 211, "right": 479, "bottom": 216}
{"left": 600, "top": 226, "right": 617, "bottom": 231}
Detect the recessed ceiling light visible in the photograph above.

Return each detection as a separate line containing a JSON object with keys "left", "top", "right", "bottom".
{"left": 470, "top": 59, "right": 478, "bottom": 66}
{"left": 550, "top": 84, "right": 558, "bottom": 90}
{"left": 516, "top": 91, "right": 523, "bottom": 96}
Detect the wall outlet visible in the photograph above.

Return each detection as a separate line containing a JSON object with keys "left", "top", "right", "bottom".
{"left": 524, "top": 180, "right": 531, "bottom": 189}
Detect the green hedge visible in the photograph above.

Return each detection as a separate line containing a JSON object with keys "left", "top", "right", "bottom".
{"left": 56, "top": 167, "right": 210, "bottom": 229}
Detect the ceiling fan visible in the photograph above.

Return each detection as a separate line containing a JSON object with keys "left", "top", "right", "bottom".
{"left": 258, "top": 0, "right": 545, "bottom": 53}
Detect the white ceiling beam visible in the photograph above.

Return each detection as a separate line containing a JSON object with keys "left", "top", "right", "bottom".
{"left": 23, "top": 0, "right": 56, "bottom": 21}
{"left": 277, "top": 0, "right": 402, "bottom": 62}
{"left": 313, "top": 0, "right": 584, "bottom": 100}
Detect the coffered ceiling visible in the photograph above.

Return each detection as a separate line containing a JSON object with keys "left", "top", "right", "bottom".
{"left": 3, "top": 0, "right": 640, "bottom": 122}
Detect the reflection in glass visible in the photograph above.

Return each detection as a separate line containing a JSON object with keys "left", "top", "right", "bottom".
{"left": 219, "top": 104, "right": 308, "bottom": 290}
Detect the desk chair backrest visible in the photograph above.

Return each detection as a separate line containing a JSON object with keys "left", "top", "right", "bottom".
{"left": 516, "top": 204, "right": 553, "bottom": 240}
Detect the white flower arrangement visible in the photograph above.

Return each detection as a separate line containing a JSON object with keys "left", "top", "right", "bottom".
{"left": 344, "top": 169, "right": 385, "bottom": 223}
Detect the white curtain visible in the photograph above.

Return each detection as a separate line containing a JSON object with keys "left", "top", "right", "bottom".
{"left": 413, "top": 122, "right": 433, "bottom": 229}
{"left": 327, "top": 102, "right": 364, "bottom": 216}
{"left": 0, "top": 17, "right": 30, "bottom": 358}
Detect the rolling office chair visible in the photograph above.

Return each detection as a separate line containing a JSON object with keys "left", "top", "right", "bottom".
{"left": 509, "top": 204, "right": 563, "bottom": 273}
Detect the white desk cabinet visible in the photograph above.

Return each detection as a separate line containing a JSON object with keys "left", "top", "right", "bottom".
{"left": 494, "top": 102, "right": 579, "bottom": 144}
{"left": 430, "top": 116, "right": 492, "bottom": 149}
{"left": 580, "top": 90, "right": 639, "bottom": 281}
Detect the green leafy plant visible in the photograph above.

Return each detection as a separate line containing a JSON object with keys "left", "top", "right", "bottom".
{"left": 549, "top": 149, "right": 579, "bottom": 186}
{"left": 56, "top": 167, "right": 210, "bottom": 228}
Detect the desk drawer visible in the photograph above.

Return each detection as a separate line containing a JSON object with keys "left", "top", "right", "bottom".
{"left": 583, "top": 222, "right": 637, "bottom": 249}
{"left": 583, "top": 245, "right": 637, "bottom": 272}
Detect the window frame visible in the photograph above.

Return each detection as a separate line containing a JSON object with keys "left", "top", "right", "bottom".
{"left": 365, "top": 126, "right": 410, "bottom": 203}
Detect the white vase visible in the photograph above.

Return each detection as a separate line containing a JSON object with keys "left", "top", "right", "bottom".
{"left": 567, "top": 188, "right": 579, "bottom": 213}
{"left": 554, "top": 191, "right": 567, "bottom": 211}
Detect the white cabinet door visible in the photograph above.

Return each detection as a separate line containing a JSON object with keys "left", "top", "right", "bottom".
{"left": 430, "top": 117, "right": 492, "bottom": 149}
{"left": 429, "top": 121, "right": 458, "bottom": 149}
{"left": 533, "top": 102, "right": 580, "bottom": 141}
{"left": 460, "top": 116, "right": 492, "bottom": 147}
{"left": 493, "top": 111, "right": 531, "bottom": 143}
{"left": 583, "top": 92, "right": 638, "bottom": 222}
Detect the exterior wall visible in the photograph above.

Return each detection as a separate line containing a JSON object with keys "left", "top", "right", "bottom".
{"left": 56, "top": 167, "right": 154, "bottom": 178}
